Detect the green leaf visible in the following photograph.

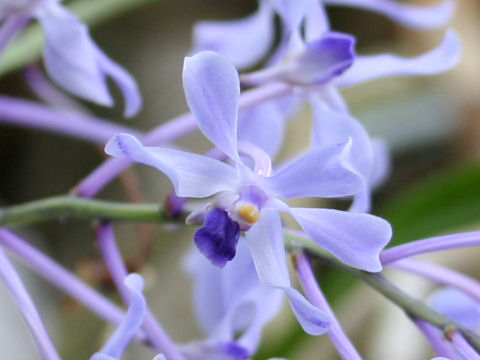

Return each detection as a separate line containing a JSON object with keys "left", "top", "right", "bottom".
{"left": 378, "top": 161, "right": 480, "bottom": 246}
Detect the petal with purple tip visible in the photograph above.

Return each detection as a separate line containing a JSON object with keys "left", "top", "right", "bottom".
{"left": 288, "top": 32, "right": 356, "bottom": 85}
{"left": 194, "top": 208, "right": 240, "bottom": 268}
{"left": 338, "top": 30, "right": 461, "bottom": 87}
{"left": 290, "top": 208, "right": 392, "bottom": 272}
{"left": 324, "top": 0, "right": 454, "bottom": 30}
{"left": 263, "top": 141, "right": 361, "bottom": 199}
{"left": 304, "top": 0, "right": 330, "bottom": 41}
{"left": 105, "top": 134, "right": 239, "bottom": 198}
{"left": 192, "top": 3, "right": 274, "bottom": 69}
{"left": 183, "top": 51, "right": 241, "bottom": 162}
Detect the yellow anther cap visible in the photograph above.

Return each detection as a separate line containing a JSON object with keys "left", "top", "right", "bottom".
{"left": 238, "top": 203, "right": 260, "bottom": 224}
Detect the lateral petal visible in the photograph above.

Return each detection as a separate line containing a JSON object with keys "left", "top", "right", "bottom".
{"left": 338, "top": 30, "right": 461, "bottom": 87}
{"left": 245, "top": 210, "right": 330, "bottom": 335}
{"left": 263, "top": 141, "right": 361, "bottom": 199}
{"left": 183, "top": 51, "right": 241, "bottom": 162}
{"left": 38, "top": 7, "right": 113, "bottom": 106}
{"left": 105, "top": 134, "right": 238, "bottom": 198}
{"left": 324, "top": 0, "right": 454, "bottom": 29}
{"left": 290, "top": 208, "right": 392, "bottom": 272}
{"left": 192, "top": 2, "right": 274, "bottom": 69}
{"left": 283, "top": 287, "right": 330, "bottom": 335}
{"left": 93, "top": 43, "right": 142, "bottom": 117}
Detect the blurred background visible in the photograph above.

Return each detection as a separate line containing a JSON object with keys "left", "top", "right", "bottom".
{"left": 0, "top": 0, "right": 479, "bottom": 358}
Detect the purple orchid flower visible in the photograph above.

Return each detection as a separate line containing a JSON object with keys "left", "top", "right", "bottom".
{"left": 0, "top": 0, "right": 141, "bottom": 117}
{"left": 182, "top": 240, "right": 284, "bottom": 359}
{"left": 90, "top": 273, "right": 166, "bottom": 360}
{"left": 192, "top": 0, "right": 454, "bottom": 70}
{"left": 105, "top": 51, "right": 392, "bottom": 334}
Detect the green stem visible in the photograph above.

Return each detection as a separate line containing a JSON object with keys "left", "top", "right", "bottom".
{"left": 285, "top": 231, "right": 480, "bottom": 352}
{"left": 0, "top": 196, "right": 168, "bottom": 226}
{"left": 0, "top": 0, "right": 159, "bottom": 76}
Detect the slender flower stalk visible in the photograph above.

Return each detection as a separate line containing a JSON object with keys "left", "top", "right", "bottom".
{"left": 0, "top": 245, "right": 60, "bottom": 360}
{"left": 0, "top": 96, "right": 142, "bottom": 143}
{"left": 294, "top": 252, "right": 362, "bottom": 360}
{"left": 284, "top": 230, "right": 480, "bottom": 352}
{"left": 0, "top": 196, "right": 168, "bottom": 226}
{"left": 452, "top": 331, "right": 480, "bottom": 360}
{"left": 0, "top": 228, "right": 135, "bottom": 334}
{"left": 0, "top": 15, "right": 29, "bottom": 53}
{"left": 96, "top": 223, "right": 185, "bottom": 360}
{"left": 381, "top": 231, "right": 480, "bottom": 265}
{"left": 390, "top": 259, "right": 480, "bottom": 304}
{"left": 73, "top": 82, "right": 292, "bottom": 197}
{"left": 24, "top": 65, "right": 91, "bottom": 112}
{"left": 413, "top": 318, "right": 458, "bottom": 359}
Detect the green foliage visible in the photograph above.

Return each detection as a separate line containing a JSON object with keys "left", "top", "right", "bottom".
{"left": 379, "top": 161, "right": 480, "bottom": 246}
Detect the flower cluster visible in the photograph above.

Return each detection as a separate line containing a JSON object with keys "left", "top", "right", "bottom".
{"left": 0, "top": 0, "right": 479, "bottom": 359}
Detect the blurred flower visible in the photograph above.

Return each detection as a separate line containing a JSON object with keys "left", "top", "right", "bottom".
{"left": 0, "top": 0, "right": 141, "bottom": 116}
{"left": 182, "top": 241, "right": 284, "bottom": 359}
{"left": 192, "top": 0, "right": 455, "bottom": 70}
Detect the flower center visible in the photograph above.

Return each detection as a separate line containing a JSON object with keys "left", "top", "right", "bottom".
{"left": 237, "top": 203, "right": 260, "bottom": 224}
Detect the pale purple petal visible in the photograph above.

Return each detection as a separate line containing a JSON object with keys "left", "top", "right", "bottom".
{"left": 270, "top": 0, "right": 311, "bottom": 33}
{"left": 90, "top": 354, "right": 115, "bottom": 360}
{"left": 290, "top": 208, "right": 392, "bottom": 272}
{"left": 310, "top": 97, "right": 372, "bottom": 178}
{"left": 338, "top": 30, "right": 461, "bottom": 87}
{"left": 428, "top": 288, "right": 480, "bottom": 331}
{"left": 263, "top": 141, "right": 361, "bottom": 199}
{"left": 245, "top": 210, "right": 329, "bottom": 335}
{"left": 369, "top": 139, "right": 390, "bottom": 189}
{"left": 237, "top": 102, "right": 285, "bottom": 160}
{"left": 38, "top": 8, "right": 113, "bottom": 107}
{"left": 192, "top": 3, "right": 274, "bottom": 69}
{"left": 245, "top": 210, "right": 290, "bottom": 288}
{"left": 105, "top": 134, "right": 238, "bottom": 198}
{"left": 283, "top": 287, "right": 330, "bottom": 335}
{"left": 324, "top": 0, "right": 454, "bottom": 29}
{"left": 305, "top": 0, "right": 330, "bottom": 41}
{"left": 183, "top": 51, "right": 240, "bottom": 162}
{"left": 96, "top": 273, "right": 146, "bottom": 359}
{"left": 241, "top": 32, "right": 355, "bottom": 86}
{"left": 287, "top": 32, "right": 355, "bottom": 85}
{"left": 93, "top": 43, "right": 142, "bottom": 117}
{"left": 184, "top": 248, "right": 226, "bottom": 335}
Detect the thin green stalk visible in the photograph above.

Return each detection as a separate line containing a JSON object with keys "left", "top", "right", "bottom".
{"left": 285, "top": 231, "right": 480, "bottom": 353}
{"left": 0, "top": 196, "right": 169, "bottom": 226}
{"left": 0, "top": 0, "right": 159, "bottom": 75}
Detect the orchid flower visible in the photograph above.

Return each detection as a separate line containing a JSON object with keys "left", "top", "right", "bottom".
{"left": 192, "top": 0, "right": 455, "bottom": 70}
{"left": 182, "top": 240, "right": 284, "bottom": 359}
{"left": 106, "top": 51, "right": 392, "bottom": 335}
{"left": 0, "top": 0, "right": 141, "bottom": 116}
{"left": 192, "top": 0, "right": 460, "bottom": 213}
